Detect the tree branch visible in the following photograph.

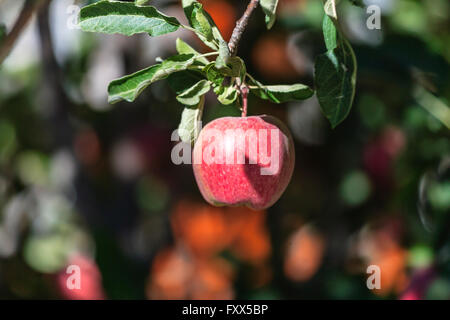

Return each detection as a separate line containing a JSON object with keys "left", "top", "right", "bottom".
{"left": 228, "top": 0, "right": 259, "bottom": 56}
{"left": 37, "top": 1, "right": 72, "bottom": 149}
{"left": 0, "top": 0, "right": 49, "bottom": 64}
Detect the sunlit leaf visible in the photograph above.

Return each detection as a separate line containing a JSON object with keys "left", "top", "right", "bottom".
{"left": 108, "top": 54, "right": 196, "bottom": 103}
{"left": 260, "top": 0, "right": 279, "bottom": 29}
{"left": 182, "top": 0, "right": 224, "bottom": 50}
{"left": 204, "top": 62, "right": 225, "bottom": 86}
{"left": 175, "top": 38, "right": 209, "bottom": 65}
{"left": 249, "top": 79, "right": 314, "bottom": 103}
{"left": 135, "top": 0, "right": 150, "bottom": 5}
{"left": 215, "top": 40, "right": 231, "bottom": 69}
{"left": 215, "top": 85, "right": 238, "bottom": 105}
{"left": 323, "top": 14, "right": 338, "bottom": 51}
{"left": 176, "top": 79, "right": 211, "bottom": 106}
{"left": 178, "top": 95, "right": 205, "bottom": 144}
{"left": 79, "top": 0, "right": 180, "bottom": 36}
{"left": 324, "top": 0, "right": 338, "bottom": 20}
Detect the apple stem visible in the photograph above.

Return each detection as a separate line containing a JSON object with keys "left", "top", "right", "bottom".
{"left": 241, "top": 85, "right": 249, "bottom": 117}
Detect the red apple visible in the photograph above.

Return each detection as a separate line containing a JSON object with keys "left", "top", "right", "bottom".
{"left": 56, "top": 254, "right": 106, "bottom": 300}
{"left": 192, "top": 115, "right": 295, "bottom": 210}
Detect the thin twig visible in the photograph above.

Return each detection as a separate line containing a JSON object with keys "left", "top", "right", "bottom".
{"left": 228, "top": 0, "right": 259, "bottom": 56}
{"left": 0, "top": 0, "right": 49, "bottom": 64}
{"left": 228, "top": 0, "right": 260, "bottom": 117}
{"left": 37, "top": 0, "right": 72, "bottom": 148}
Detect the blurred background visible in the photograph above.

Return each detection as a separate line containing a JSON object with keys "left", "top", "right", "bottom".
{"left": 0, "top": 0, "right": 449, "bottom": 300}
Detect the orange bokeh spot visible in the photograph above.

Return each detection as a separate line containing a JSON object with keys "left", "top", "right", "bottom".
{"left": 170, "top": 200, "right": 271, "bottom": 265}
{"left": 371, "top": 247, "right": 409, "bottom": 296}
{"left": 148, "top": 247, "right": 193, "bottom": 299}
{"left": 147, "top": 246, "right": 234, "bottom": 300}
{"left": 227, "top": 207, "right": 272, "bottom": 265}
{"left": 284, "top": 225, "right": 325, "bottom": 282}
{"left": 252, "top": 34, "right": 299, "bottom": 81}
{"left": 190, "top": 258, "right": 234, "bottom": 300}
{"left": 351, "top": 217, "right": 410, "bottom": 297}
{"left": 171, "top": 200, "right": 232, "bottom": 257}
{"left": 199, "top": 0, "right": 236, "bottom": 41}
{"left": 153, "top": 201, "right": 273, "bottom": 299}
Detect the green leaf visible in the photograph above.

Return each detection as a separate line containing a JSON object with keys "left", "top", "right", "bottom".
{"left": 175, "top": 38, "right": 209, "bottom": 64}
{"left": 315, "top": 0, "right": 357, "bottom": 128}
{"left": 182, "top": 0, "right": 224, "bottom": 50}
{"left": 215, "top": 85, "right": 238, "bottom": 105}
{"left": 204, "top": 63, "right": 225, "bottom": 86}
{"left": 324, "top": 0, "right": 338, "bottom": 20}
{"left": 135, "top": 0, "right": 150, "bottom": 5}
{"left": 79, "top": 0, "right": 180, "bottom": 36}
{"left": 181, "top": 0, "right": 197, "bottom": 21}
{"left": 215, "top": 40, "right": 231, "bottom": 69}
{"left": 323, "top": 14, "right": 338, "bottom": 51}
{"left": 167, "top": 70, "right": 205, "bottom": 94}
{"left": 193, "top": 5, "right": 214, "bottom": 40}
{"left": 108, "top": 54, "right": 195, "bottom": 103}
{"left": 260, "top": 0, "right": 279, "bottom": 29}
{"left": 176, "top": 79, "right": 211, "bottom": 105}
{"left": 228, "top": 56, "right": 246, "bottom": 79}
{"left": 178, "top": 95, "right": 205, "bottom": 145}
{"left": 314, "top": 39, "right": 357, "bottom": 128}
{"left": 249, "top": 79, "right": 314, "bottom": 103}
{"left": 213, "top": 56, "right": 246, "bottom": 80}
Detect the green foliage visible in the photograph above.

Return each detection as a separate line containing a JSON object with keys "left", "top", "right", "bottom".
{"left": 77, "top": 0, "right": 346, "bottom": 143}
{"left": 135, "top": 0, "right": 150, "bottom": 5}
{"left": 182, "top": 0, "right": 224, "bottom": 50}
{"left": 322, "top": 14, "right": 337, "bottom": 51}
{"left": 260, "top": 0, "right": 279, "bottom": 30}
{"left": 215, "top": 40, "right": 231, "bottom": 70}
{"left": 176, "top": 80, "right": 211, "bottom": 106}
{"left": 217, "top": 56, "right": 246, "bottom": 79}
{"left": 176, "top": 38, "right": 209, "bottom": 65}
{"left": 315, "top": 1, "right": 357, "bottom": 128}
{"left": 215, "top": 85, "right": 239, "bottom": 105}
{"left": 323, "top": 0, "right": 338, "bottom": 19}
{"left": 79, "top": 1, "right": 180, "bottom": 36}
{"left": 204, "top": 62, "right": 226, "bottom": 86}
{"left": 315, "top": 39, "right": 357, "bottom": 128}
{"left": 108, "top": 54, "right": 197, "bottom": 103}
{"left": 250, "top": 82, "right": 314, "bottom": 104}
{"left": 178, "top": 96, "right": 205, "bottom": 145}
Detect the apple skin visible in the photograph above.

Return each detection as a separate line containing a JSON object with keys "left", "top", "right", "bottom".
{"left": 192, "top": 115, "right": 295, "bottom": 210}
{"left": 56, "top": 255, "right": 105, "bottom": 300}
